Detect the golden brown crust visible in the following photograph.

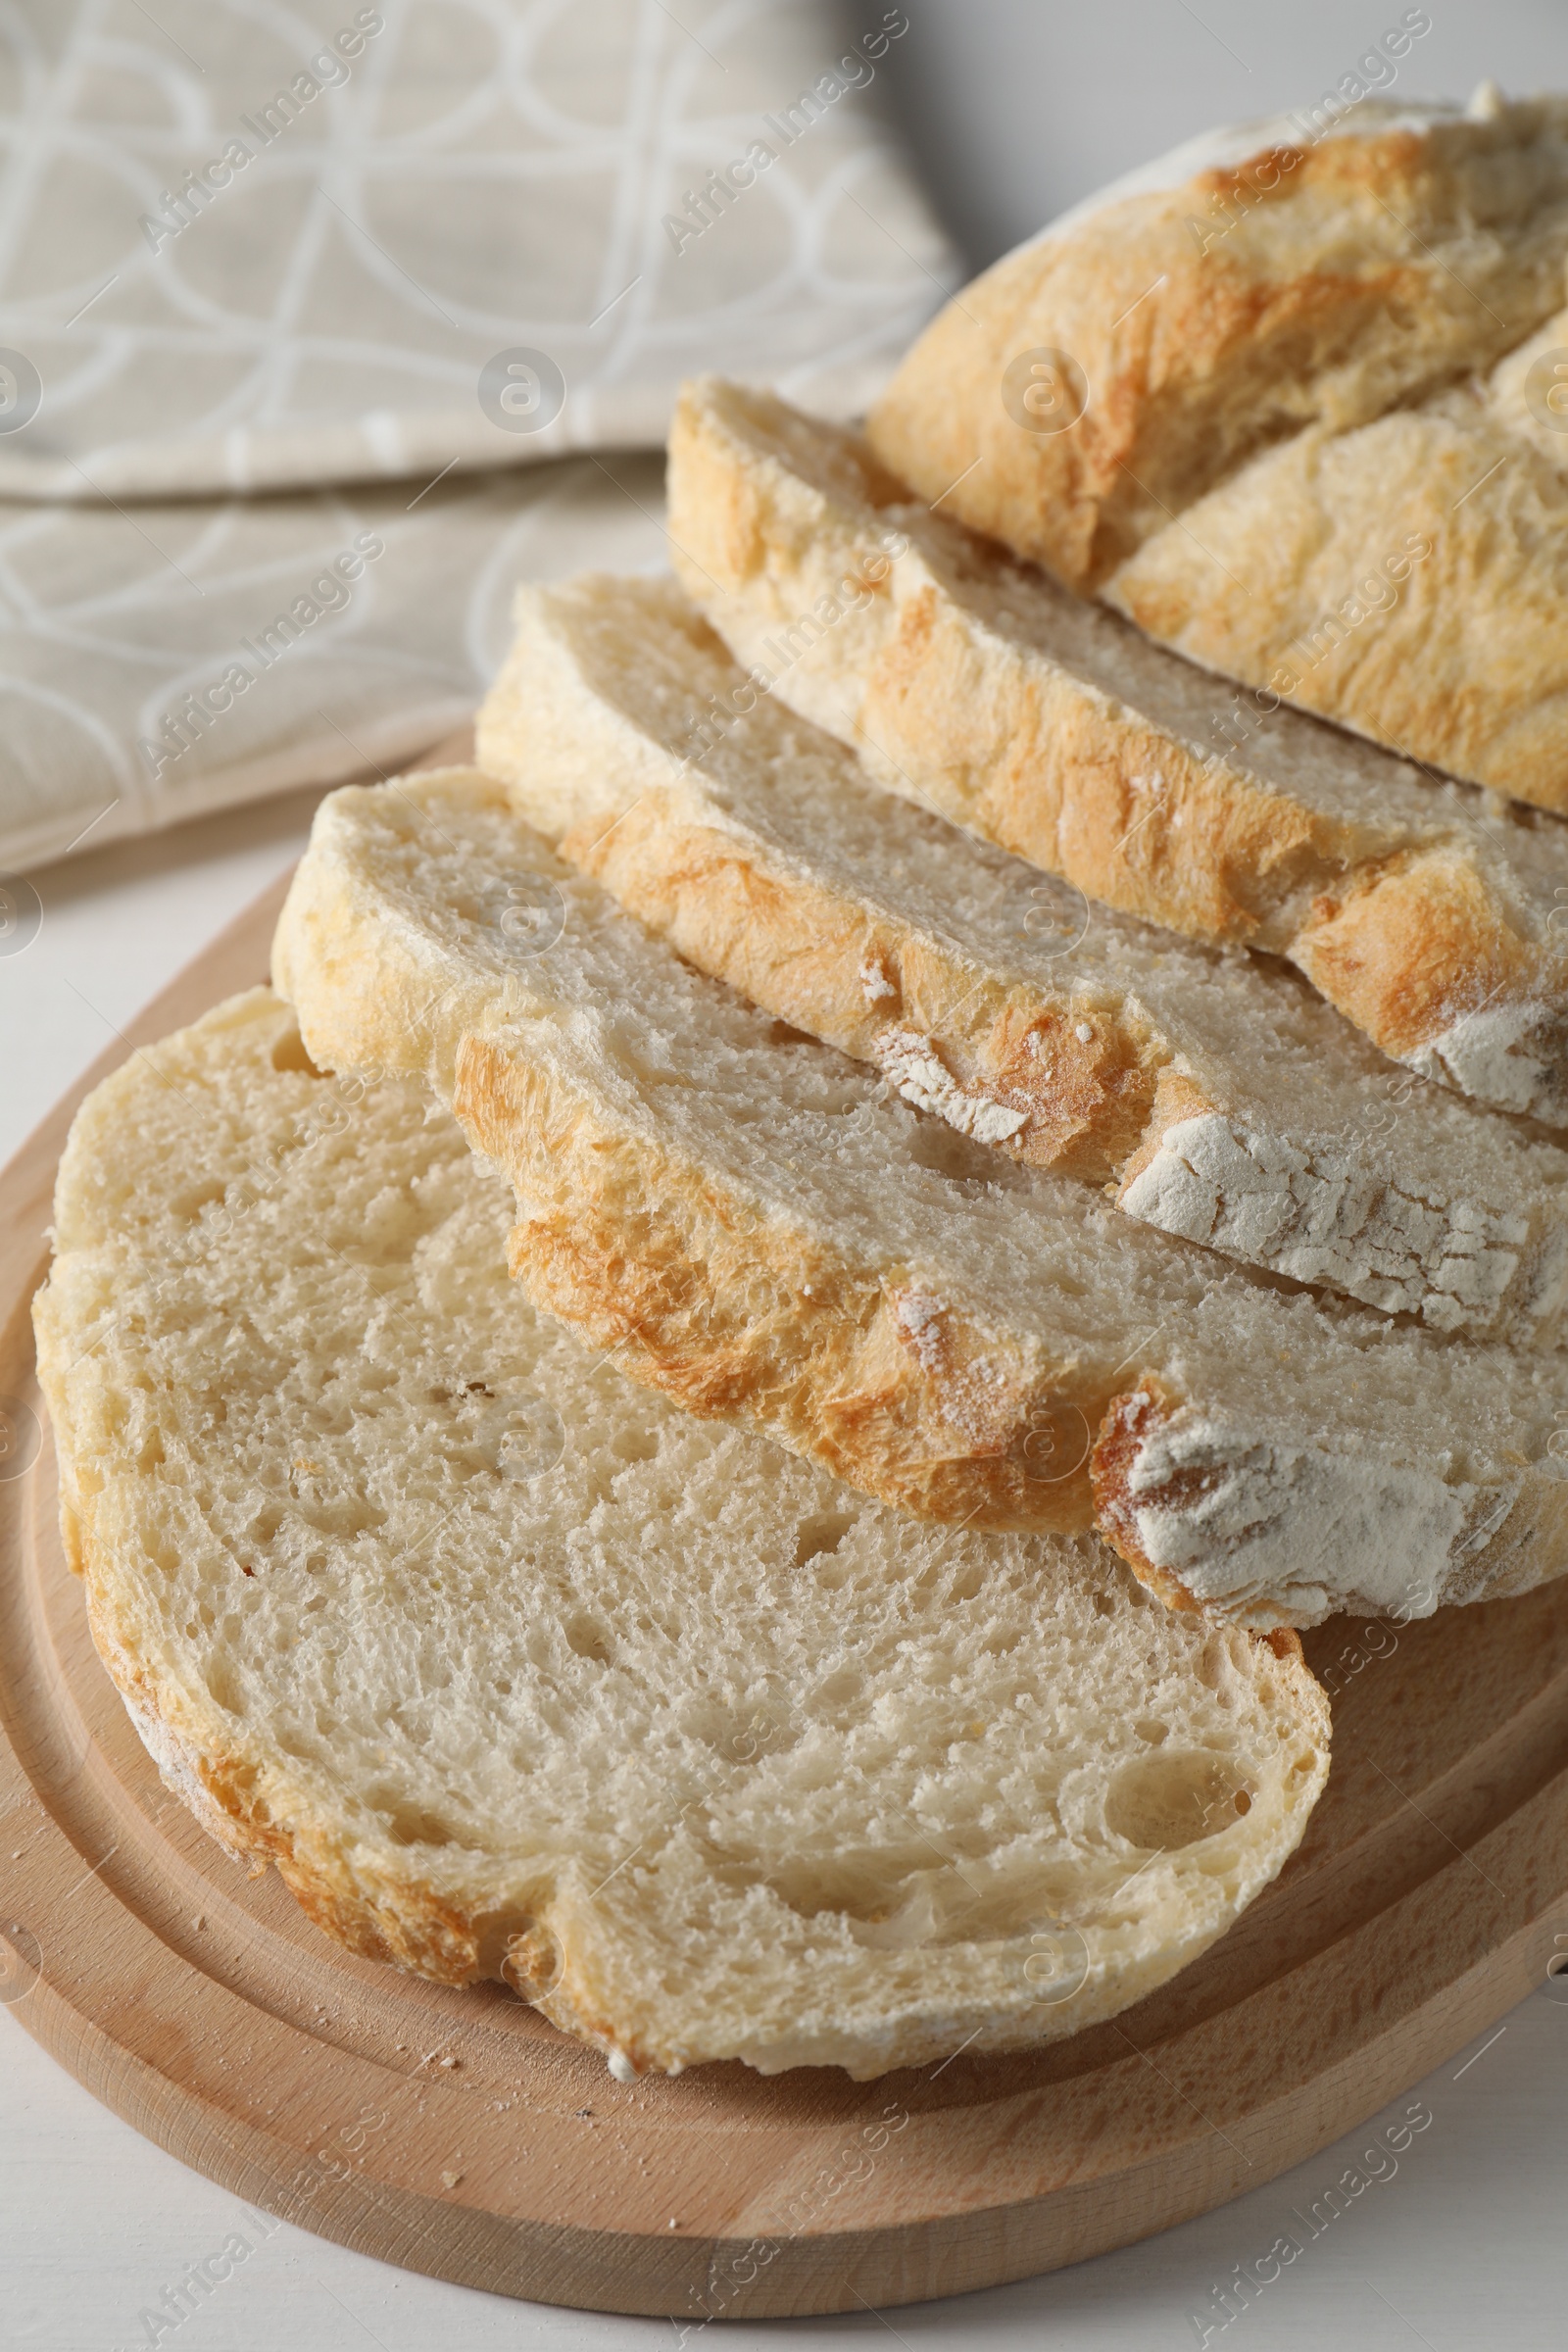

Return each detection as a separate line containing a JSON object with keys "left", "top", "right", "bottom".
{"left": 270, "top": 774, "right": 1568, "bottom": 1628}
{"left": 867, "top": 112, "right": 1568, "bottom": 592}
{"left": 869, "top": 621, "right": 1567, "bottom": 1086}
{"left": 1290, "top": 846, "right": 1540, "bottom": 1058}
{"left": 866, "top": 106, "right": 1568, "bottom": 811}
{"left": 1262, "top": 1626, "right": 1306, "bottom": 1668}
{"left": 455, "top": 1031, "right": 1107, "bottom": 1535}
{"left": 1104, "top": 404, "right": 1568, "bottom": 816}
{"left": 668, "top": 376, "right": 1568, "bottom": 1105}
{"left": 858, "top": 581, "right": 1336, "bottom": 943}
{"left": 564, "top": 798, "right": 1166, "bottom": 1184}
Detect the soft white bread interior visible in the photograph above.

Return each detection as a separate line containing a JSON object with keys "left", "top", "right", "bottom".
{"left": 665, "top": 375, "right": 1568, "bottom": 1128}
{"left": 271, "top": 770, "right": 1568, "bottom": 1630}
{"left": 865, "top": 98, "right": 1568, "bottom": 814}
{"left": 30, "top": 987, "right": 1332, "bottom": 2079}
{"left": 476, "top": 566, "right": 1568, "bottom": 1344}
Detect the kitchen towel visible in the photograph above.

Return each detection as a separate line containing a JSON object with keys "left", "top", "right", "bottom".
{"left": 0, "top": 0, "right": 957, "bottom": 868}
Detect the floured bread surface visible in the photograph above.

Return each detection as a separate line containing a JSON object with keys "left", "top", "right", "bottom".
{"left": 866, "top": 98, "right": 1568, "bottom": 812}
{"left": 476, "top": 565, "right": 1568, "bottom": 1343}
{"left": 272, "top": 771, "right": 1568, "bottom": 1629}
{"left": 665, "top": 376, "right": 1568, "bottom": 1128}
{"left": 31, "top": 988, "right": 1331, "bottom": 2079}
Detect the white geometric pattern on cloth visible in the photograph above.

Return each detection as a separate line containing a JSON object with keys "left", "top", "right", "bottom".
{"left": 0, "top": 0, "right": 956, "bottom": 499}
{"left": 0, "top": 455, "right": 669, "bottom": 872}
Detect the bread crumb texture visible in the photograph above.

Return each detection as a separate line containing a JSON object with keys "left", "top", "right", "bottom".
{"left": 32, "top": 989, "right": 1329, "bottom": 2078}
{"left": 272, "top": 773, "right": 1568, "bottom": 1631}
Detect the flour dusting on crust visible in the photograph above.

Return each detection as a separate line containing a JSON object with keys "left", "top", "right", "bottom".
{"left": 1406, "top": 1001, "right": 1568, "bottom": 1125}
{"left": 1118, "top": 1110, "right": 1549, "bottom": 1334}
{"left": 875, "top": 1028, "right": 1029, "bottom": 1147}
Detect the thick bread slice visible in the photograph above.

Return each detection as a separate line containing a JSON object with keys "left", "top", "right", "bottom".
{"left": 666, "top": 375, "right": 1568, "bottom": 1127}
{"left": 475, "top": 568, "right": 1568, "bottom": 1344}
{"left": 271, "top": 770, "right": 1568, "bottom": 1630}
{"left": 31, "top": 986, "right": 1332, "bottom": 2079}
{"left": 865, "top": 98, "right": 1568, "bottom": 812}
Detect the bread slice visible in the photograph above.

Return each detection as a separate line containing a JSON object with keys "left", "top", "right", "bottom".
{"left": 474, "top": 567, "right": 1568, "bottom": 1345}
{"left": 865, "top": 97, "right": 1568, "bottom": 812}
{"left": 271, "top": 769, "right": 1568, "bottom": 1630}
{"left": 665, "top": 374, "right": 1568, "bottom": 1127}
{"left": 31, "top": 986, "right": 1332, "bottom": 2079}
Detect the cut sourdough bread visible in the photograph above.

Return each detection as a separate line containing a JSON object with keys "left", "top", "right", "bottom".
{"left": 666, "top": 374, "right": 1568, "bottom": 1127}
{"left": 865, "top": 97, "right": 1568, "bottom": 812}
{"left": 31, "top": 986, "right": 1332, "bottom": 2080}
{"left": 271, "top": 769, "right": 1568, "bottom": 1630}
{"left": 475, "top": 567, "right": 1568, "bottom": 1344}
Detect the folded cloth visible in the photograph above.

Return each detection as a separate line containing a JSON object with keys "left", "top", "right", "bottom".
{"left": 0, "top": 455, "right": 668, "bottom": 872}
{"left": 0, "top": 0, "right": 956, "bottom": 872}
{"left": 0, "top": 0, "right": 955, "bottom": 500}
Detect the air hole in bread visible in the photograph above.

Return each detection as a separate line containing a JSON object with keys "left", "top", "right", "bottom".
{"left": 565, "top": 1614, "right": 612, "bottom": 1662}
{"left": 765, "top": 1860, "right": 1038, "bottom": 1950}
{"left": 763, "top": 1859, "right": 906, "bottom": 1928}
{"left": 612, "top": 1427, "right": 660, "bottom": 1464}
{"left": 795, "top": 1510, "right": 855, "bottom": 1567}
{"left": 1103, "top": 1750, "right": 1254, "bottom": 1850}
{"left": 386, "top": 1802, "right": 461, "bottom": 1848}
{"left": 203, "top": 1659, "right": 242, "bottom": 1715}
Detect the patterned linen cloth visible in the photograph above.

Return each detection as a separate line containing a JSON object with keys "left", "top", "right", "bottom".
{"left": 0, "top": 0, "right": 956, "bottom": 869}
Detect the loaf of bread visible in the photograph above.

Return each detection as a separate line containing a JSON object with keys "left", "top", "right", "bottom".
{"left": 476, "top": 565, "right": 1568, "bottom": 1342}
{"left": 665, "top": 375, "right": 1568, "bottom": 1126}
{"left": 271, "top": 769, "right": 1568, "bottom": 1629}
{"left": 31, "top": 987, "right": 1331, "bottom": 2078}
{"left": 866, "top": 96, "right": 1568, "bottom": 813}
{"left": 39, "top": 94, "right": 1568, "bottom": 2096}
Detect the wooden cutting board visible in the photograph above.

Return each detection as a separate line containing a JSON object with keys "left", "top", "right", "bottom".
{"left": 4, "top": 826, "right": 1568, "bottom": 2322}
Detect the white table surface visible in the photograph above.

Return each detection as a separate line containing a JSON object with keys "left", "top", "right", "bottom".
{"left": 6, "top": 2, "right": 1568, "bottom": 2342}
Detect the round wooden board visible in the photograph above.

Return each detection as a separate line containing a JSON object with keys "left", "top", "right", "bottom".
{"left": 5, "top": 847, "right": 1568, "bottom": 2325}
